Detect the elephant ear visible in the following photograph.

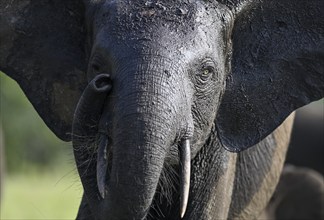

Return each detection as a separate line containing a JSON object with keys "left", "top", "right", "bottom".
{"left": 0, "top": 0, "right": 88, "bottom": 141}
{"left": 217, "top": 0, "right": 324, "bottom": 152}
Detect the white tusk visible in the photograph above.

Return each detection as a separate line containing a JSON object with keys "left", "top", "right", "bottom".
{"left": 97, "top": 134, "right": 108, "bottom": 199}
{"left": 179, "top": 139, "right": 191, "bottom": 218}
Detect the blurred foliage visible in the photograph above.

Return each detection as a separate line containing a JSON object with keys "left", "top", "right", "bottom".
{"left": 0, "top": 72, "right": 81, "bottom": 219}
{"left": 1, "top": 170, "right": 82, "bottom": 219}
{"left": 0, "top": 72, "right": 72, "bottom": 173}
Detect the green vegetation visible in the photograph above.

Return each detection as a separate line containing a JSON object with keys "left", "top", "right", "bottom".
{"left": 1, "top": 170, "right": 82, "bottom": 219}
{"left": 0, "top": 73, "right": 82, "bottom": 218}
{"left": 0, "top": 72, "right": 69, "bottom": 173}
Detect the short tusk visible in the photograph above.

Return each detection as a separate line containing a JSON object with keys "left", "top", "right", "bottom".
{"left": 97, "top": 134, "right": 109, "bottom": 199}
{"left": 179, "top": 139, "right": 191, "bottom": 218}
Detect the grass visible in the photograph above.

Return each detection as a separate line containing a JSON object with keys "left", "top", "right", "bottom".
{"left": 0, "top": 168, "right": 82, "bottom": 220}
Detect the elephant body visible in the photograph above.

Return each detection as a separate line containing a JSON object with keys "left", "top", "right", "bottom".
{"left": 286, "top": 102, "right": 324, "bottom": 175}
{"left": 263, "top": 165, "right": 324, "bottom": 220}
{"left": 0, "top": 0, "right": 323, "bottom": 219}
{"left": 261, "top": 102, "right": 324, "bottom": 220}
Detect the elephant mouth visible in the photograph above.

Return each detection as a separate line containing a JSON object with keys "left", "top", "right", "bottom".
{"left": 72, "top": 74, "right": 192, "bottom": 218}
{"left": 95, "top": 134, "right": 191, "bottom": 218}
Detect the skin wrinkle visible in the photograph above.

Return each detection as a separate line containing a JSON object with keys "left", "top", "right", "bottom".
{"left": 112, "top": 57, "right": 182, "bottom": 99}
{"left": 113, "top": 73, "right": 183, "bottom": 136}
{"left": 112, "top": 56, "right": 189, "bottom": 119}
{"left": 114, "top": 89, "right": 179, "bottom": 117}
{"left": 107, "top": 131, "right": 167, "bottom": 218}
{"left": 112, "top": 85, "right": 182, "bottom": 161}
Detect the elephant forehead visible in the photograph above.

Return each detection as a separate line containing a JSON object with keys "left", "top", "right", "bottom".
{"left": 96, "top": 0, "right": 225, "bottom": 42}
{"left": 93, "top": 0, "right": 231, "bottom": 61}
{"left": 110, "top": 0, "right": 197, "bottom": 30}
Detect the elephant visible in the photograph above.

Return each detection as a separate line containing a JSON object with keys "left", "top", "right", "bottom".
{"left": 0, "top": 0, "right": 323, "bottom": 219}
{"left": 262, "top": 165, "right": 324, "bottom": 220}
{"left": 285, "top": 102, "right": 324, "bottom": 175}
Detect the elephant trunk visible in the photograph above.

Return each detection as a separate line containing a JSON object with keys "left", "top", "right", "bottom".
{"left": 72, "top": 74, "right": 112, "bottom": 212}
{"left": 102, "top": 112, "right": 173, "bottom": 219}
{"left": 102, "top": 60, "right": 193, "bottom": 219}
{"left": 73, "top": 59, "right": 193, "bottom": 219}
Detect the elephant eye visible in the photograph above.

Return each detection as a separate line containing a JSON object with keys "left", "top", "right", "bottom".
{"left": 203, "top": 69, "right": 210, "bottom": 76}
{"left": 92, "top": 63, "right": 101, "bottom": 73}
{"left": 198, "top": 59, "right": 216, "bottom": 81}
{"left": 199, "top": 66, "right": 214, "bottom": 82}
{"left": 202, "top": 68, "right": 211, "bottom": 77}
{"left": 90, "top": 55, "right": 105, "bottom": 74}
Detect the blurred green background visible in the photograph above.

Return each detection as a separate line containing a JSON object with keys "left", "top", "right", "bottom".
{"left": 0, "top": 72, "right": 82, "bottom": 219}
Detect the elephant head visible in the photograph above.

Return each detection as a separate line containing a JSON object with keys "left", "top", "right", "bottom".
{"left": 0, "top": 0, "right": 323, "bottom": 219}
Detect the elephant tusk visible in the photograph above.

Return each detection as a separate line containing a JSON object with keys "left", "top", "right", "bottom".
{"left": 97, "top": 134, "right": 109, "bottom": 199}
{"left": 179, "top": 139, "right": 191, "bottom": 218}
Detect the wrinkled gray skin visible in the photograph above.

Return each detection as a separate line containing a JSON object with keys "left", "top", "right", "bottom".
{"left": 0, "top": 0, "right": 323, "bottom": 219}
